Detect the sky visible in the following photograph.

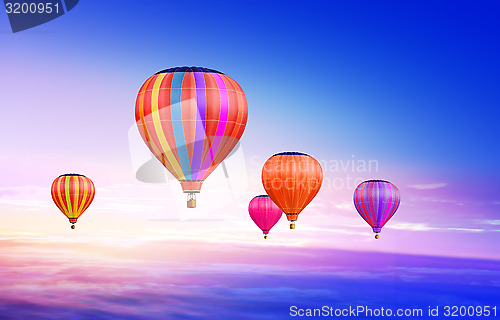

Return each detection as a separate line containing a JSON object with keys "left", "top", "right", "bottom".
{"left": 1, "top": 1, "right": 500, "bottom": 319}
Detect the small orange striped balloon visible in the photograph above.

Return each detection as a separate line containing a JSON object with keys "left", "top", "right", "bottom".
{"left": 262, "top": 152, "right": 323, "bottom": 229}
{"left": 51, "top": 174, "right": 95, "bottom": 229}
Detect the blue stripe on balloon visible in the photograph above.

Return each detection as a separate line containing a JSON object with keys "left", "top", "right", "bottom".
{"left": 170, "top": 72, "right": 192, "bottom": 179}
{"left": 366, "top": 182, "right": 375, "bottom": 225}
{"left": 355, "top": 184, "right": 371, "bottom": 226}
{"left": 387, "top": 185, "right": 400, "bottom": 222}
{"left": 381, "top": 182, "right": 393, "bottom": 224}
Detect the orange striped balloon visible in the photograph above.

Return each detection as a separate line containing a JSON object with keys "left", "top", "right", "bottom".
{"left": 51, "top": 174, "right": 95, "bottom": 229}
{"left": 262, "top": 152, "right": 323, "bottom": 229}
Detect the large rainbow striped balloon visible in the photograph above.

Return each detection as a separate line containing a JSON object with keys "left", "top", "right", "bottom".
{"left": 51, "top": 174, "right": 95, "bottom": 229}
{"left": 135, "top": 67, "right": 248, "bottom": 207}
{"left": 353, "top": 180, "right": 400, "bottom": 239}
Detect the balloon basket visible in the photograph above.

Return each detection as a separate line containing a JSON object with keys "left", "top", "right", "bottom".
{"left": 372, "top": 227, "right": 382, "bottom": 239}
{"left": 187, "top": 199, "right": 196, "bottom": 208}
{"left": 187, "top": 193, "right": 197, "bottom": 208}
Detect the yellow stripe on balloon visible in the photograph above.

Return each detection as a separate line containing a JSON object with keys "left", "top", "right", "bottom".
{"left": 81, "top": 179, "right": 95, "bottom": 213}
{"left": 138, "top": 76, "right": 177, "bottom": 175}
{"left": 64, "top": 177, "right": 74, "bottom": 218}
{"left": 53, "top": 178, "right": 66, "bottom": 214}
{"left": 56, "top": 177, "right": 68, "bottom": 215}
{"left": 84, "top": 179, "right": 94, "bottom": 213}
{"left": 78, "top": 176, "right": 88, "bottom": 215}
{"left": 150, "top": 73, "right": 185, "bottom": 179}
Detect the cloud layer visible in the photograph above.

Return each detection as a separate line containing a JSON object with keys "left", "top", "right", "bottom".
{"left": 0, "top": 236, "right": 499, "bottom": 320}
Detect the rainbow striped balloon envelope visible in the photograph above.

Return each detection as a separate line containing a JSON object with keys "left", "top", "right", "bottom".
{"left": 353, "top": 180, "right": 401, "bottom": 239}
{"left": 135, "top": 67, "right": 248, "bottom": 207}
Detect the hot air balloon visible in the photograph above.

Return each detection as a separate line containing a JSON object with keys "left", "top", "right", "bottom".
{"left": 262, "top": 152, "right": 323, "bottom": 229}
{"left": 51, "top": 174, "right": 95, "bottom": 229}
{"left": 353, "top": 180, "right": 400, "bottom": 239}
{"left": 248, "top": 195, "right": 283, "bottom": 239}
{"left": 135, "top": 66, "right": 248, "bottom": 208}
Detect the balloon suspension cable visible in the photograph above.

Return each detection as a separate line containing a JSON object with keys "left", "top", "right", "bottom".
{"left": 187, "top": 192, "right": 197, "bottom": 208}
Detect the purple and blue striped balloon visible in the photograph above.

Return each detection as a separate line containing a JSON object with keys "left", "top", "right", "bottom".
{"left": 353, "top": 180, "right": 401, "bottom": 239}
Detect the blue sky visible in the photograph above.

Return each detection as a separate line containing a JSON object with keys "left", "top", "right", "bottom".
{"left": 3, "top": 1, "right": 499, "bottom": 172}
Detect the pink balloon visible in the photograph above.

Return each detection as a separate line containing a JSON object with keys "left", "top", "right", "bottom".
{"left": 248, "top": 195, "right": 283, "bottom": 239}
